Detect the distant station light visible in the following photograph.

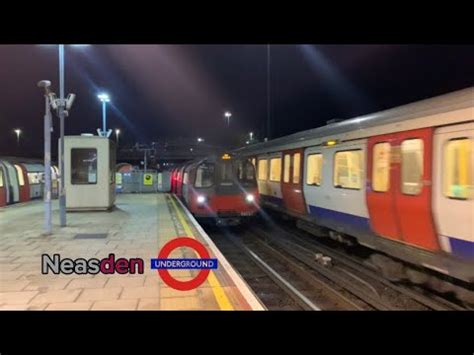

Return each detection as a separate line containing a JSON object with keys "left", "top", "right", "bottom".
{"left": 97, "top": 93, "right": 110, "bottom": 102}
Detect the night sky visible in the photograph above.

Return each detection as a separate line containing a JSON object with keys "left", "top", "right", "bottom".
{"left": 0, "top": 44, "right": 473, "bottom": 158}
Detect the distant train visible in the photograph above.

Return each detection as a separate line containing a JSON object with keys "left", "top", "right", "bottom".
{"left": 0, "top": 158, "right": 59, "bottom": 207}
{"left": 237, "top": 87, "right": 473, "bottom": 302}
{"left": 171, "top": 153, "right": 259, "bottom": 225}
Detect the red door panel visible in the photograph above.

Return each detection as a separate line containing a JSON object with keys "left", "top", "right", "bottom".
{"left": 367, "top": 128, "right": 439, "bottom": 252}
{"left": 17, "top": 164, "right": 30, "bottom": 202}
{"left": 281, "top": 149, "right": 307, "bottom": 215}
{"left": 394, "top": 127, "right": 439, "bottom": 251}
{"left": 367, "top": 134, "right": 402, "bottom": 241}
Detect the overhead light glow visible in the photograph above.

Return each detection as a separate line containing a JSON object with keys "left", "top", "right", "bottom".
{"left": 97, "top": 93, "right": 110, "bottom": 102}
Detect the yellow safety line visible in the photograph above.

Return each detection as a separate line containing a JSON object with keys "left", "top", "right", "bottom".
{"left": 168, "top": 196, "right": 234, "bottom": 310}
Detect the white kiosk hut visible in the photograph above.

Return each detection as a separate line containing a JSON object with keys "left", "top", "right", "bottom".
{"left": 64, "top": 135, "right": 116, "bottom": 211}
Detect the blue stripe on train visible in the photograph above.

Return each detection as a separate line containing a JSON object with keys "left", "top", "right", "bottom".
{"left": 308, "top": 205, "right": 374, "bottom": 238}
{"left": 449, "top": 238, "right": 474, "bottom": 259}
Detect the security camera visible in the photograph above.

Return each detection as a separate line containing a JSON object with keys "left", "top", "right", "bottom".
{"left": 48, "top": 93, "right": 58, "bottom": 110}
{"left": 37, "top": 80, "right": 51, "bottom": 89}
{"left": 65, "top": 93, "right": 76, "bottom": 110}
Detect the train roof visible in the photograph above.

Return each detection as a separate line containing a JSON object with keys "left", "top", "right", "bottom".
{"left": 237, "top": 86, "right": 474, "bottom": 155}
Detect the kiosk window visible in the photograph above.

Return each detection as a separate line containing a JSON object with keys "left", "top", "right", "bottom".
{"left": 71, "top": 148, "right": 97, "bottom": 185}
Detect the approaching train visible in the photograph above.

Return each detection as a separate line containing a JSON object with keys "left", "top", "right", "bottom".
{"left": 0, "top": 158, "right": 59, "bottom": 207}
{"left": 237, "top": 87, "right": 474, "bottom": 302}
{"left": 171, "top": 152, "right": 259, "bottom": 225}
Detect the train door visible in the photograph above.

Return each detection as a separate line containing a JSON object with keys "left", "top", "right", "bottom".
{"left": 0, "top": 168, "right": 6, "bottom": 207}
{"left": 14, "top": 164, "right": 30, "bottom": 202}
{"left": 4, "top": 162, "right": 19, "bottom": 204}
{"left": 266, "top": 153, "right": 283, "bottom": 208}
{"left": 257, "top": 155, "right": 270, "bottom": 199}
{"left": 433, "top": 122, "right": 474, "bottom": 259}
{"left": 281, "top": 149, "right": 306, "bottom": 215}
{"left": 367, "top": 127, "right": 439, "bottom": 251}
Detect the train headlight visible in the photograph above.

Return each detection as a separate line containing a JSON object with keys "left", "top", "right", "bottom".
{"left": 245, "top": 194, "right": 255, "bottom": 203}
{"left": 196, "top": 195, "right": 206, "bottom": 204}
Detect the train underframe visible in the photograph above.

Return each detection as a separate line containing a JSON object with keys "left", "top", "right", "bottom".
{"left": 261, "top": 202, "right": 474, "bottom": 306}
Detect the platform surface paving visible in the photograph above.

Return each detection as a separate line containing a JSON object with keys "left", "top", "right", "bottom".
{"left": 0, "top": 193, "right": 264, "bottom": 310}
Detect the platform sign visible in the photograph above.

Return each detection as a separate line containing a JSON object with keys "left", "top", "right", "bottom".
{"left": 116, "top": 173, "right": 122, "bottom": 185}
{"left": 143, "top": 173, "right": 153, "bottom": 186}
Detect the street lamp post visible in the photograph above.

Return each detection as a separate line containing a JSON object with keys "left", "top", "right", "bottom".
{"left": 98, "top": 93, "right": 110, "bottom": 137}
{"left": 38, "top": 80, "right": 53, "bottom": 235}
{"left": 14, "top": 129, "right": 21, "bottom": 146}
{"left": 115, "top": 129, "right": 120, "bottom": 146}
{"left": 224, "top": 111, "right": 232, "bottom": 126}
{"left": 58, "top": 44, "right": 67, "bottom": 227}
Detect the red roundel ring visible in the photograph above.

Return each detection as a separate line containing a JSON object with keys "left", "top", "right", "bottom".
{"left": 157, "top": 237, "right": 211, "bottom": 291}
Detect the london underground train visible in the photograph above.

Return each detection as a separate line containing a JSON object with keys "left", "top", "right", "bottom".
{"left": 0, "top": 158, "right": 60, "bottom": 207}
{"left": 237, "top": 87, "right": 473, "bottom": 302}
{"left": 171, "top": 152, "right": 259, "bottom": 225}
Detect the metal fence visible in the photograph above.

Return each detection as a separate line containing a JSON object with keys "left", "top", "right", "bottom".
{"left": 116, "top": 170, "right": 171, "bottom": 193}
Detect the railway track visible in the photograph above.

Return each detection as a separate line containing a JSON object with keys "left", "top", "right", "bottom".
{"left": 254, "top": 219, "right": 469, "bottom": 311}
{"left": 207, "top": 226, "right": 369, "bottom": 310}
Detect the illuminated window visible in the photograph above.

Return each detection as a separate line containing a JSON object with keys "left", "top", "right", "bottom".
{"left": 334, "top": 150, "right": 363, "bottom": 189}
{"left": 71, "top": 148, "right": 97, "bottom": 185}
{"left": 195, "top": 163, "right": 214, "bottom": 188}
{"left": 258, "top": 159, "right": 268, "bottom": 181}
{"left": 444, "top": 138, "right": 473, "bottom": 200}
{"left": 0, "top": 170, "right": 3, "bottom": 187}
{"left": 306, "top": 154, "right": 322, "bottom": 186}
{"left": 14, "top": 165, "right": 25, "bottom": 186}
{"left": 270, "top": 158, "right": 282, "bottom": 182}
{"left": 372, "top": 143, "right": 390, "bottom": 192}
{"left": 401, "top": 139, "right": 423, "bottom": 195}
{"left": 237, "top": 160, "right": 255, "bottom": 183}
{"left": 283, "top": 154, "right": 291, "bottom": 183}
{"left": 293, "top": 153, "right": 301, "bottom": 184}
{"left": 183, "top": 172, "right": 189, "bottom": 185}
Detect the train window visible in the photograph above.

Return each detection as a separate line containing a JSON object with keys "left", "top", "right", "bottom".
{"left": 306, "top": 153, "right": 322, "bottom": 186}
{"left": 195, "top": 163, "right": 215, "bottom": 188}
{"left": 293, "top": 153, "right": 301, "bottom": 184}
{"left": 14, "top": 165, "right": 25, "bottom": 186}
{"left": 372, "top": 143, "right": 390, "bottom": 192}
{"left": 270, "top": 158, "right": 282, "bottom": 182}
{"left": 237, "top": 160, "right": 255, "bottom": 183}
{"left": 183, "top": 172, "right": 189, "bottom": 185}
{"left": 401, "top": 139, "right": 423, "bottom": 195}
{"left": 334, "top": 150, "right": 363, "bottom": 189}
{"left": 443, "top": 138, "right": 473, "bottom": 200}
{"left": 220, "top": 160, "right": 233, "bottom": 184}
{"left": 258, "top": 159, "right": 268, "bottom": 181}
{"left": 0, "top": 171, "right": 3, "bottom": 187}
{"left": 71, "top": 148, "right": 98, "bottom": 185}
{"left": 283, "top": 154, "right": 291, "bottom": 183}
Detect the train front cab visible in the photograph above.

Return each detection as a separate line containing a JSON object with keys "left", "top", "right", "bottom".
{"left": 186, "top": 156, "right": 259, "bottom": 225}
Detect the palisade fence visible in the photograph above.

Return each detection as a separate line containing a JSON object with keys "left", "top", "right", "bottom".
{"left": 116, "top": 170, "right": 171, "bottom": 193}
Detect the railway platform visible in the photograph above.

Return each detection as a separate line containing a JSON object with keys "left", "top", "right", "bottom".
{"left": 0, "top": 193, "right": 264, "bottom": 310}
